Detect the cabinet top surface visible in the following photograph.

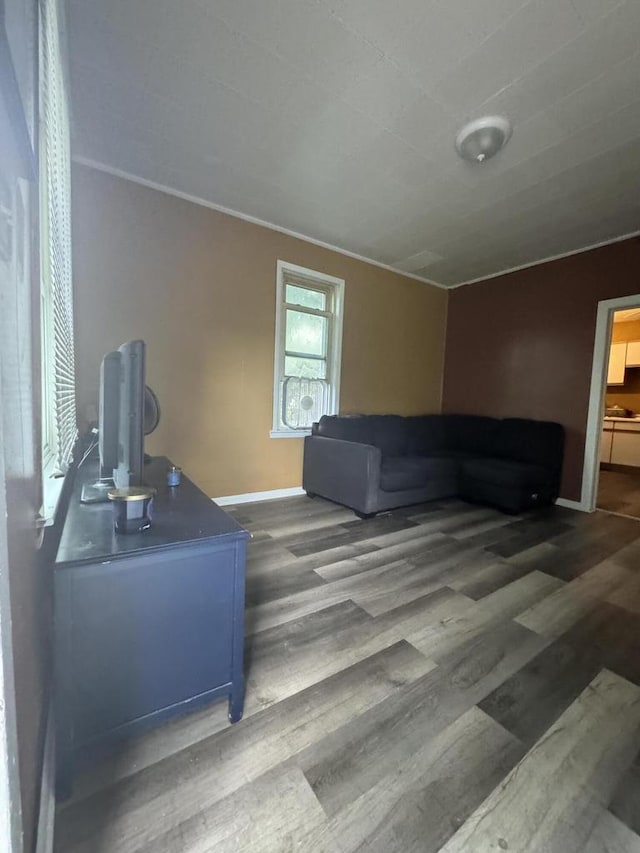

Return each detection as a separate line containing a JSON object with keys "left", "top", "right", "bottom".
{"left": 55, "top": 456, "right": 248, "bottom": 568}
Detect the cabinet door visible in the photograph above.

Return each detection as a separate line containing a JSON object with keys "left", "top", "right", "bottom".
{"left": 67, "top": 543, "right": 238, "bottom": 745}
{"left": 600, "top": 427, "right": 613, "bottom": 464}
{"left": 626, "top": 341, "right": 640, "bottom": 367}
{"left": 607, "top": 342, "right": 627, "bottom": 385}
{"left": 610, "top": 423, "right": 640, "bottom": 467}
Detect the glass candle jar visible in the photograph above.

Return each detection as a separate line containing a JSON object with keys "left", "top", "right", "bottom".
{"left": 107, "top": 487, "right": 156, "bottom": 534}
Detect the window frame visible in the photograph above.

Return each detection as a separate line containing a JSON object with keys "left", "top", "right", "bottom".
{"left": 271, "top": 260, "right": 344, "bottom": 438}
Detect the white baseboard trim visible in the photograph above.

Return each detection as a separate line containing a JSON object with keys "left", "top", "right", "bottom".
{"left": 556, "top": 497, "right": 589, "bottom": 512}
{"left": 35, "top": 703, "right": 55, "bottom": 853}
{"left": 214, "top": 487, "right": 306, "bottom": 506}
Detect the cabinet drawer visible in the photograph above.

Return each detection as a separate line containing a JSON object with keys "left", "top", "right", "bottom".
{"left": 610, "top": 430, "right": 640, "bottom": 467}
{"left": 600, "top": 428, "right": 613, "bottom": 464}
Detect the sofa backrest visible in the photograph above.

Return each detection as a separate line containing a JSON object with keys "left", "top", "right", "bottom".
{"left": 495, "top": 418, "right": 565, "bottom": 470}
{"left": 314, "top": 414, "right": 409, "bottom": 455}
{"left": 369, "top": 415, "right": 409, "bottom": 455}
{"left": 441, "top": 414, "right": 501, "bottom": 456}
{"left": 313, "top": 415, "right": 375, "bottom": 446}
{"left": 313, "top": 413, "right": 564, "bottom": 472}
{"left": 404, "top": 415, "right": 448, "bottom": 455}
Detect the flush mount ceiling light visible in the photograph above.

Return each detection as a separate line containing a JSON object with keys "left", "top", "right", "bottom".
{"left": 455, "top": 116, "right": 512, "bottom": 163}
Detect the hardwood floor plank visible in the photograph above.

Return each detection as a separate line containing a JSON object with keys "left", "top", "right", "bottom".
{"left": 135, "top": 767, "right": 341, "bottom": 853}
{"left": 446, "top": 513, "right": 521, "bottom": 541}
{"left": 452, "top": 557, "right": 533, "bottom": 600}
{"left": 415, "top": 506, "right": 507, "bottom": 536}
{"left": 438, "top": 669, "right": 640, "bottom": 853}
{"left": 245, "top": 546, "right": 467, "bottom": 635}
{"left": 607, "top": 572, "right": 640, "bottom": 614}
{"left": 584, "top": 810, "right": 640, "bottom": 853}
{"left": 300, "top": 619, "right": 547, "bottom": 819}
{"left": 610, "top": 534, "right": 640, "bottom": 571}
{"left": 312, "top": 531, "right": 452, "bottom": 582}
{"left": 287, "top": 540, "right": 382, "bottom": 572}
{"left": 609, "top": 752, "right": 640, "bottom": 838}
{"left": 515, "top": 559, "right": 633, "bottom": 640}
{"left": 245, "top": 561, "right": 327, "bottom": 608}
{"left": 485, "top": 517, "right": 573, "bottom": 559}
{"left": 286, "top": 516, "right": 419, "bottom": 557}
{"left": 557, "top": 601, "right": 640, "bottom": 687}
{"left": 244, "top": 590, "right": 472, "bottom": 707}
{"left": 406, "top": 570, "right": 561, "bottom": 662}
{"left": 328, "top": 707, "right": 524, "bottom": 853}
{"left": 353, "top": 543, "right": 500, "bottom": 618}
{"left": 478, "top": 638, "right": 602, "bottom": 746}
{"left": 55, "top": 642, "right": 433, "bottom": 853}
{"left": 528, "top": 514, "right": 640, "bottom": 582}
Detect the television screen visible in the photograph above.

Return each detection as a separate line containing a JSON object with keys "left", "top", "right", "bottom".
{"left": 81, "top": 340, "right": 146, "bottom": 502}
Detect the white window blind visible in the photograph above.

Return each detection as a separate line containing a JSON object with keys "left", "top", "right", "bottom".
{"left": 39, "top": 0, "right": 77, "bottom": 519}
{"left": 271, "top": 261, "right": 344, "bottom": 438}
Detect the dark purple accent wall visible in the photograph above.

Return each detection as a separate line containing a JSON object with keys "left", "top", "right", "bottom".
{"left": 442, "top": 236, "right": 640, "bottom": 502}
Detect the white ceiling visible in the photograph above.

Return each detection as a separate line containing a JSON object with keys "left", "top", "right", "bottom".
{"left": 67, "top": 0, "right": 640, "bottom": 287}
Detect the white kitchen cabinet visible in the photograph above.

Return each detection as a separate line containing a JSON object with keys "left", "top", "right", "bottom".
{"left": 610, "top": 421, "right": 640, "bottom": 467}
{"left": 600, "top": 426, "right": 613, "bottom": 464}
{"left": 607, "top": 342, "right": 627, "bottom": 385}
{"left": 625, "top": 341, "right": 640, "bottom": 367}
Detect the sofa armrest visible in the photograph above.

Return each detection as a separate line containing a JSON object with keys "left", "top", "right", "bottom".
{"left": 303, "top": 436, "right": 382, "bottom": 514}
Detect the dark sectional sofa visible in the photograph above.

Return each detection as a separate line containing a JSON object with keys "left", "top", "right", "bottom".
{"left": 303, "top": 414, "right": 564, "bottom": 517}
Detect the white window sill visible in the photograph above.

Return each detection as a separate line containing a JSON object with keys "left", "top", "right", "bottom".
{"left": 270, "top": 429, "right": 311, "bottom": 439}
{"left": 40, "top": 467, "right": 66, "bottom": 528}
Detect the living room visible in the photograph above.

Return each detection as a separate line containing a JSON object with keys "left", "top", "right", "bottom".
{"left": 2, "top": 2, "right": 640, "bottom": 853}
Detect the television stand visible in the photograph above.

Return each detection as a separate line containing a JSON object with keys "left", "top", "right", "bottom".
{"left": 80, "top": 476, "right": 115, "bottom": 503}
{"left": 54, "top": 456, "right": 249, "bottom": 798}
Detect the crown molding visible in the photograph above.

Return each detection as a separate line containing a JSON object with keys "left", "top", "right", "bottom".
{"left": 450, "top": 230, "right": 640, "bottom": 288}
{"left": 71, "top": 156, "right": 449, "bottom": 290}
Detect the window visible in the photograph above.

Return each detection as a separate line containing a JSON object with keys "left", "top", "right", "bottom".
{"left": 39, "top": 0, "right": 77, "bottom": 522}
{"left": 271, "top": 261, "right": 344, "bottom": 438}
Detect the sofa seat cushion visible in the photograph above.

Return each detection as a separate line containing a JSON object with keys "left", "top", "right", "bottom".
{"left": 380, "top": 455, "right": 458, "bottom": 492}
{"left": 460, "top": 457, "right": 549, "bottom": 489}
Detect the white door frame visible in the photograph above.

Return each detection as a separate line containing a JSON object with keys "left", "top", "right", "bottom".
{"left": 581, "top": 293, "right": 640, "bottom": 513}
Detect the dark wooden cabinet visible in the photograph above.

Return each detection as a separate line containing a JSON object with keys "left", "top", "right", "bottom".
{"left": 54, "top": 457, "right": 249, "bottom": 797}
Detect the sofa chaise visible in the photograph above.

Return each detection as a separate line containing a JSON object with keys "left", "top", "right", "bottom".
{"left": 303, "top": 414, "right": 564, "bottom": 517}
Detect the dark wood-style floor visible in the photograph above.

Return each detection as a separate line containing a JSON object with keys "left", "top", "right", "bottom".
{"left": 55, "top": 496, "right": 640, "bottom": 853}
{"left": 598, "top": 467, "right": 640, "bottom": 519}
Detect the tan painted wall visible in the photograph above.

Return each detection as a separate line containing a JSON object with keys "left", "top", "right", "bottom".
{"left": 607, "top": 317, "right": 640, "bottom": 415}
{"left": 72, "top": 164, "right": 448, "bottom": 497}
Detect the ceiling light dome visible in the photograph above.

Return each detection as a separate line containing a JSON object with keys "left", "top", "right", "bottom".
{"left": 455, "top": 116, "right": 512, "bottom": 163}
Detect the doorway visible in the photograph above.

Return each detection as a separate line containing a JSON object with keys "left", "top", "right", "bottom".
{"left": 583, "top": 295, "right": 640, "bottom": 518}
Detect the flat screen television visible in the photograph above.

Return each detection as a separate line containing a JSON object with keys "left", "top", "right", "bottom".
{"left": 81, "top": 340, "right": 146, "bottom": 503}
